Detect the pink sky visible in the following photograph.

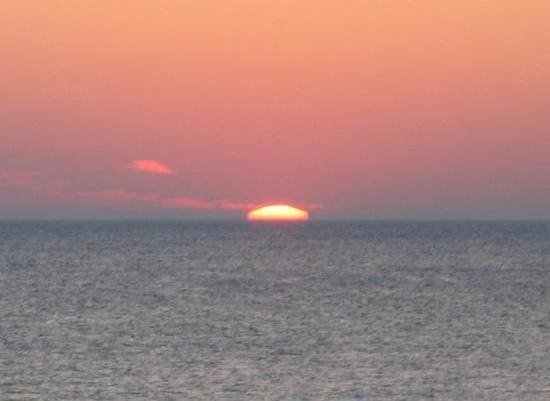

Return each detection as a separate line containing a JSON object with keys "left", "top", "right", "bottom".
{"left": 1, "top": 1, "right": 550, "bottom": 219}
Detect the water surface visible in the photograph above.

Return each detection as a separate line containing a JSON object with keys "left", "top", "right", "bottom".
{"left": 1, "top": 221, "right": 549, "bottom": 400}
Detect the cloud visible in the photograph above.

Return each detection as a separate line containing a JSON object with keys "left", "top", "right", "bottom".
{"left": 162, "top": 198, "right": 262, "bottom": 211}
{"left": 86, "top": 191, "right": 258, "bottom": 211}
{"left": 83, "top": 190, "right": 323, "bottom": 213}
{"left": 0, "top": 171, "right": 76, "bottom": 206}
{"left": 127, "top": 160, "right": 175, "bottom": 175}
{"left": 84, "top": 189, "right": 160, "bottom": 205}
{"left": 0, "top": 171, "right": 69, "bottom": 194}
{"left": 161, "top": 197, "right": 217, "bottom": 210}
{"left": 1, "top": 170, "right": 322, "bottom": 214}
{"left": 0, "top": 171, "right": 42, "bottom": 188}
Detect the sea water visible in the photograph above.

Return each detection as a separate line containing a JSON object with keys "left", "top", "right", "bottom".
{"left": 1, "top": 220, "right": 549, "bottom": 400}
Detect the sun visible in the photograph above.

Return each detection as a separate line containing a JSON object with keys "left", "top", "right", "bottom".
{"left": 247, "top": 205, "right": 309, "bottom": 221}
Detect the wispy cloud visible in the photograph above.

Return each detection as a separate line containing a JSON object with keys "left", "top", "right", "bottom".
{"left": 161, "top": 197, "right": 261, "bottom": 211}
{"left": 0, "top": 171, "right": 42, "bottom": 188}
{"left": 1, "top": 170, "right": 322, "bottom": 214}
{"left": 127, "top": 160, "right": 175, "bottom": 175}
{"left": 85, "top": 190, "right": 261, "bottom": 211}
{"left": 0, "top": 171, "right": 70, "bottom": 195}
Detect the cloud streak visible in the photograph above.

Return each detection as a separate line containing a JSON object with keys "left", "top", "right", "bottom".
{"left": 128, "top": 160, "right": 175, "bottom": 175}
{"left": 86, "top": 190, "right": 262, "bottom": 211}
{"left": 78, "top": 190, "right": 322, "bottom": 213}
{"left": 0, "top": 171, "right": 42, "bottom": 188}
{"left": 1, "top": 170, "right": 321, "bottom": 214}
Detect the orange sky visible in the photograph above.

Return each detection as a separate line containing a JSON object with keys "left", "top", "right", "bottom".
{"left": 1, "top": 1, "right": 550, "bottom": 218}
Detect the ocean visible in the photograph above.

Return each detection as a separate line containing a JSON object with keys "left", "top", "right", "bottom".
{"left": 1, "top": 220, "right": 549, "bottom": 400}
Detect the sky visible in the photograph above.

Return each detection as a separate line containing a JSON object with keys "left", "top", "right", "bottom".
{"left": 1, "top": 1, "right": 550, "bottom": 219}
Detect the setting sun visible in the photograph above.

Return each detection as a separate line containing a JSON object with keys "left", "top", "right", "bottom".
{"left": 247, "top": 205, "right": 309, "bottom": 221}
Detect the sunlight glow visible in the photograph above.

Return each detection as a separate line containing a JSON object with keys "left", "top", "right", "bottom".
{"left": 247, "top": 205, "right": 309, "bottom": 221}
